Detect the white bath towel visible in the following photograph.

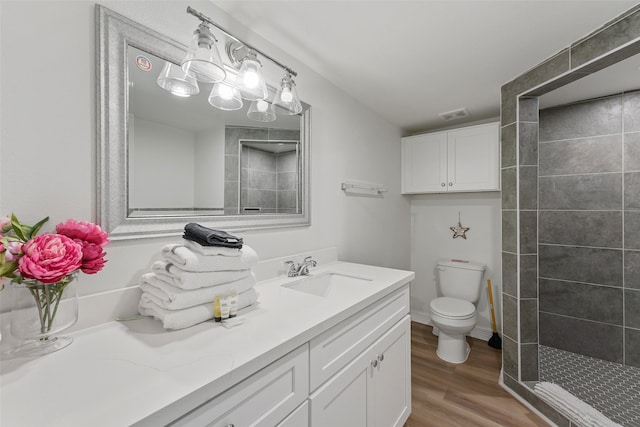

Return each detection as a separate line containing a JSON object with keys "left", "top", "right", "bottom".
{"left": 533, "top": 382, "right": 622, "bottom": 427}
{"left": 152, "top": 261, "right": 251, "bottom": 290}
{"left": 138, "top": 288, "right": 259, "bottom": 330}
{"left": 183, "top": 239, "right": 242, "bottom": 257}
{"left": 139, "top": 272, "right": 256, "bottom": 310}
{"left": 162, "top": 244, "right": 258, "bottom": 272}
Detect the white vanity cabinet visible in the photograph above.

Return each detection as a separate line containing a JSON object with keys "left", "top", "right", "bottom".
{"left": 308, "top": 287, "right": 411, "bottom": 427}
{"left": 401, "top": 122, "right": 499, "bottom": 193}
{"left": 169, "top": 344, "right": 309, "bottom": 427}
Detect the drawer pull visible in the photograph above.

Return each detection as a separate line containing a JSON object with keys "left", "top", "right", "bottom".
{"left": 371, "top": 359, "right": 378, "bottom": 368}
{"left": 378, "top": 354, "right": 384, "bottom": 362}
{"left": 440, "top": 182, "right": 445, "bottom": 187}
{"left": 448, "top": 182, "right": 453, "bottom": 186}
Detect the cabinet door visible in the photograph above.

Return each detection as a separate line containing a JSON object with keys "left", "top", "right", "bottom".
{"left": 401, "top": 132, "right": 448, "bottom": 193}
{"left": 309, "top": 352, "right": 370, "bottom": 427}
{"left": 369, "top": 315, "right": 411, "bottom": 427}
{"left": 446, "top": 122, "right": 499, "bottom": 192}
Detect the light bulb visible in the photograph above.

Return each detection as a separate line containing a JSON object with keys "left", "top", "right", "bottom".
{"left": 219, "top": 84, "right": 233, "bottom": 100}
{"left": 244, "top": 71, "right": 259, "bottom": 88}
{"left": 256, "top": 100, "right": 269, "bottom": 112}
{"left": 280, "top": 88, "right": 293, "bottom": 103}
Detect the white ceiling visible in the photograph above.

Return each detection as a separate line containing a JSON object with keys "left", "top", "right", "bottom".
{"left": 214, "top": 0, "right": 639, "bottom": 134}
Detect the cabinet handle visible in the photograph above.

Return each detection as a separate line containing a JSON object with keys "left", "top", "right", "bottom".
{"left": 371, "top": 359, "right": 378, "bottom": 368}
{"left": 378, "top": 354, "right": 384, "bottom": 362}
{"left": 224, "top": 425, "right": 235, "bottom": 427}
{"left": 440, "top": 182, "right": 445, "bottom": 187}
{"left": 448, "top": 182, "right": 453, "bottom": 186}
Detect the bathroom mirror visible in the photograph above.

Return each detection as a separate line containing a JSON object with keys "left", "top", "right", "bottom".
{"left": 97, "top": 5, "right": 310, "bottom": 239}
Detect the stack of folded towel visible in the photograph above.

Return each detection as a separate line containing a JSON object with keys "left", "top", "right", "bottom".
{"left": 137, "top": 224, "right": 259, "bottom": 330}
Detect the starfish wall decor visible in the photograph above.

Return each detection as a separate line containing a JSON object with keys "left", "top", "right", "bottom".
{"left": 450, "top": 212, "right": 470, "bottom": 239}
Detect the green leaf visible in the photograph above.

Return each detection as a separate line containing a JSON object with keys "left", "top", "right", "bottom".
{"left": 10, "top": 214, "right": 27, "bottom": 241}
{"left": 0, "top": 260, "right": 18, "bottom": 277}
{"left": 28, "top": 216, "right": 49, "bottom": 239}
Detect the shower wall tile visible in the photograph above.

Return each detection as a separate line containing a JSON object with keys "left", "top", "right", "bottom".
{"left": 539, "top": 245, "right": 623, "bottom": 287}
{"left": 626, "top": 211, "right": 640, "bottom": 250}
{"left": 538, "top": 211, "right": 622, "bottom": 248}
{"left": 501, "top": 124, "right": 516, "bottom": 168}
{"left": 277, "top": 190, "right": 297, "bottom": 211}
{"left": 224, "top": 155, "right": 239, "bottom": 182}
{"left": 248, "top": 170, "right": 276, "bottom": 190}
{"left": 520, "top": 211, "right": 537, "bottom": 254}
{"left": 277, "top": 171, "right": 297, "bottom": 191}
{"left": 521, "top": 343, "right": 539, "bottom": 381}
{"left": 539, "top": 174, "right": 622, "bottom": 210}
{"left": 277, "top": 152, "right": 298, "bottom": 173}
{"left": 520, "top": 254, "right": 538, "bottom": 299}
{"left": 502, "top": 252, "right": 517, "bottom": 297}
{"left": 520, "top": 299, "right": 538, "bottom": 343}
{"left": 243, "top": 189, "right": 276, "bottom": 210}
{"left": 625, "top": 289, "right": 640, "bottom": 329}
{"left": 540, "top": 312, "right": 623, "bottom": 363}
{"left": 539, "top": 95, "right": 622, "bottom": 142}
{"left": 625, "top": 132, "right": 640, "bottom": 171}
{"left": 519, "top": 123, "right": 538, "bottom": 166}
{"left": 267, "top": 129, "right": 300, "bottom": 141}
{"left": 624, "top": 172, "right": 640, "bottom": 209}
{"left": 502, "top": 335, "right": 519, "bottom": 379}
{"left": 503, "top": 293, "right": 518, "bottom": 340}
{"left": 538, "top": 135, "right": 622, "bottom": 176}
{"left": 625, "top": 328, "right": 640, "bottom": 368}
{"left": 519, "top": 97, "right": 539, "bottom": 122}
{"left": 501, "top": 82, "right": 519, "bottom": 126}
{"left": 539, "top": 278, "right": 623, "bottom": 325}
{"left": 519, "top": 166, "right": 538, "bottom": 211}
{"left": 625, "top": 250, "right": 640, "bottom": 290}
{"left": 501, "top": 167, "right": 516, "bottom": 210}
{"left": 224, "top": 181, "right": 238, "bottom": 210}
{"left": 570, "top": 8, "right": 640, "bottom": 69}
{"left": 502, "top": 211, "right": 517, "bottom": 253}
{"left": 248, "top": 148, "right": 277, "bottom": 171}
{"left": 624, "top": 91, "right": 640, "bottom": 133}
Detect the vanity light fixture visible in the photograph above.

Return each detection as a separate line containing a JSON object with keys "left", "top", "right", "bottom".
{"left": 208, "top": 81, "right": 243, "bottom": 111}
{"left": 156, "top": 61, "right": 200, "bottom": 97}
{"left": 247, "top": 99, "right": 276, "bottom": 122}
{"left": 182, "top": 22, "right": 227, "bottom": 83}
{"left": 184, "top": 6, "right": 301, "bottom": 119}
{"left": 273, "top": 72, "right": 302, "bottom": 115}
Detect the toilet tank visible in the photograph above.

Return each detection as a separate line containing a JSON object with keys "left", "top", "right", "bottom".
{"left": 437, "top": 259, "right": 486, "bottom": 303}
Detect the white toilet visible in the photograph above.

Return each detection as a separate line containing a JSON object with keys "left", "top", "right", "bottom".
{"left": 430, "top": 259, "right": 486, "bottom": 364}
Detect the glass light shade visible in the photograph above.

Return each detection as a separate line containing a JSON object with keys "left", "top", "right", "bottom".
{"left": 273, "top": 73, "right": 303, "bottom": 115}
{"left": 235, "top": 50, "right": 268, "bottom": 101}
{"left": 181, "top": 23, "right": 226, "bottom": 83}
{"left": 156, "top": 61, "right": 199, "bottom": 97}
{"left": 208, "top": 82, "right": 243, "bottom": 111}
{"left": 247, "top": 99, "right": 276, "bottom": 122}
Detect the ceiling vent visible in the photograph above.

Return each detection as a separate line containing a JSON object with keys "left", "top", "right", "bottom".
{"left": 439, "top": 108, "right": 470, "bottom": 121}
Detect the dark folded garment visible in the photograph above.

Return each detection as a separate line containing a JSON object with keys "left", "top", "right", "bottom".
{"left": 183, "top": 223, "right": 243, "bottom": 248}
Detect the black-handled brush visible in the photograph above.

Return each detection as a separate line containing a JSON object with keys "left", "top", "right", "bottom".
{"left": 487, "top": 279, "right": 502, "bottom": 349}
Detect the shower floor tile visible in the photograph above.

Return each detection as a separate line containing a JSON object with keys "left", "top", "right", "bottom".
{"left": 539, "top": 345, "right": 640, "bottom": 426}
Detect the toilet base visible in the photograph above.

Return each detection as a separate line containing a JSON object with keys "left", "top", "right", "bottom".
{"left": 435, "top": 330, "right": 470, "bottom": 364}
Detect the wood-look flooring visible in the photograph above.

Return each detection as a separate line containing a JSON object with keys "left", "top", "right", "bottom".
{"left": 405, "top": 322, "right": 549, "bottom": 427}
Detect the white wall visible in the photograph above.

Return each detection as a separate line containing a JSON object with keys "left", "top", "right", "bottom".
{"left": 194, "top": 127, "right": 225, "bottom": 209}
{"left": 409, "top": 192, "right": 502, "bottom": 339}
{"left": 131, "top": 117, "right": 196, "bottom": 208}
{"left": 0, "top": 1, "right": 410, "bottom": 312}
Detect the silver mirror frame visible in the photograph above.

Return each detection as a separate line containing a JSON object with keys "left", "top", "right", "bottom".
{"left": 96, "top": 5, "right": 310, "bottom": 240}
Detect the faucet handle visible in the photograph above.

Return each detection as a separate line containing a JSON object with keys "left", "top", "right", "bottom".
{"left": 303, "top": 256, "right": 317, "bottom": 266}
{"left": 284, "top": 260, "right": 298, "bottom": 277}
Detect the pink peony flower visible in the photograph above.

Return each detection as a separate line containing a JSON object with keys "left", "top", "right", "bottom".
{"left": 0, "top": 216, "right": 10, "bottom": 233}
{"left": 76, "top": 241, "right": 107, "bottom": 274}
{"left": 18, "top": 234, "right": 83, "bottom": 283}
{"left": 56, "top": 219, "right": 109, "bottom": 247}
{"left": 4, "top": 241, "right": 23, "bottom": 262}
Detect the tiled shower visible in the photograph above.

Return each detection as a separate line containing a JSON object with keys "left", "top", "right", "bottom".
{"left": 536, "top": 92, "right": 640, "bottom": 426}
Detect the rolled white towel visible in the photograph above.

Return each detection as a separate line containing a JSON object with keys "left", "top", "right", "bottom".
{"left": 183, "top": 239, "right": 242, "bottom": 257}
{"left": 139, "top": 272, "right": 256, "bottom": 310}
{"left": 152, "top": 261, "right": 251, "bottom": 290}
{"left": 162, "top": 244, "right": 258, "bottom": 272}
{"left": 139, "top": 288, "right": 259, "bottom": 330}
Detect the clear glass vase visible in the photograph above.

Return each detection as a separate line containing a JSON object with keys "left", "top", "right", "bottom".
{"left": 7, "top": 273, "right": 78, "bottom": 357}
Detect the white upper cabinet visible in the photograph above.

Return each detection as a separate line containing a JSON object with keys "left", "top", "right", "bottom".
{"left": 401, "top": 122, "right": 499, "bottom": 194}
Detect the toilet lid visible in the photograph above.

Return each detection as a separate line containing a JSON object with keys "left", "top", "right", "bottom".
{"left": 430, "top": 297, "right": 475, "bottom": 319}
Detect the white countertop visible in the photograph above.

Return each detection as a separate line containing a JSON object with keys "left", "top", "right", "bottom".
{"left": 0, "top": 261, "right": 413, "bottom": 427}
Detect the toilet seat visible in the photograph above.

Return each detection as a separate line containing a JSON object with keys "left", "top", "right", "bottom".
{"left": 430, "top": 297, "right": 475, "bottom": 320}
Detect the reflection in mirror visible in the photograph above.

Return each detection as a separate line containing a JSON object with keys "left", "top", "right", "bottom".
{"left": 97, "top": 5, "right": 310, "bottom": 239}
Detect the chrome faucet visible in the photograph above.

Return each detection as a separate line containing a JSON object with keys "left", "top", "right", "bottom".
{"left": 284, "top": 256, "right": 317, "bottom": 277}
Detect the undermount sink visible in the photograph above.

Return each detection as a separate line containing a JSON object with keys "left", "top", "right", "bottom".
{"left": 283, "top": 272, "right": 373, "bottom": 297}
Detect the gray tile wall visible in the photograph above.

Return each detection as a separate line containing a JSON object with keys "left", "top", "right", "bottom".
{"left": 538, "top": 92, "right": 640, "bottom": 367}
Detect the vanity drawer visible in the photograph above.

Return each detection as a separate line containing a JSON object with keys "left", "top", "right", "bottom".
{"left": 171, "top": 344, "right": 309, "bottom": 427}
{"left": 277, "top": 401, "right": 309, "bottom": 427}
{"left": 309, "top": 286, "right": 409, "bottom": 391}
